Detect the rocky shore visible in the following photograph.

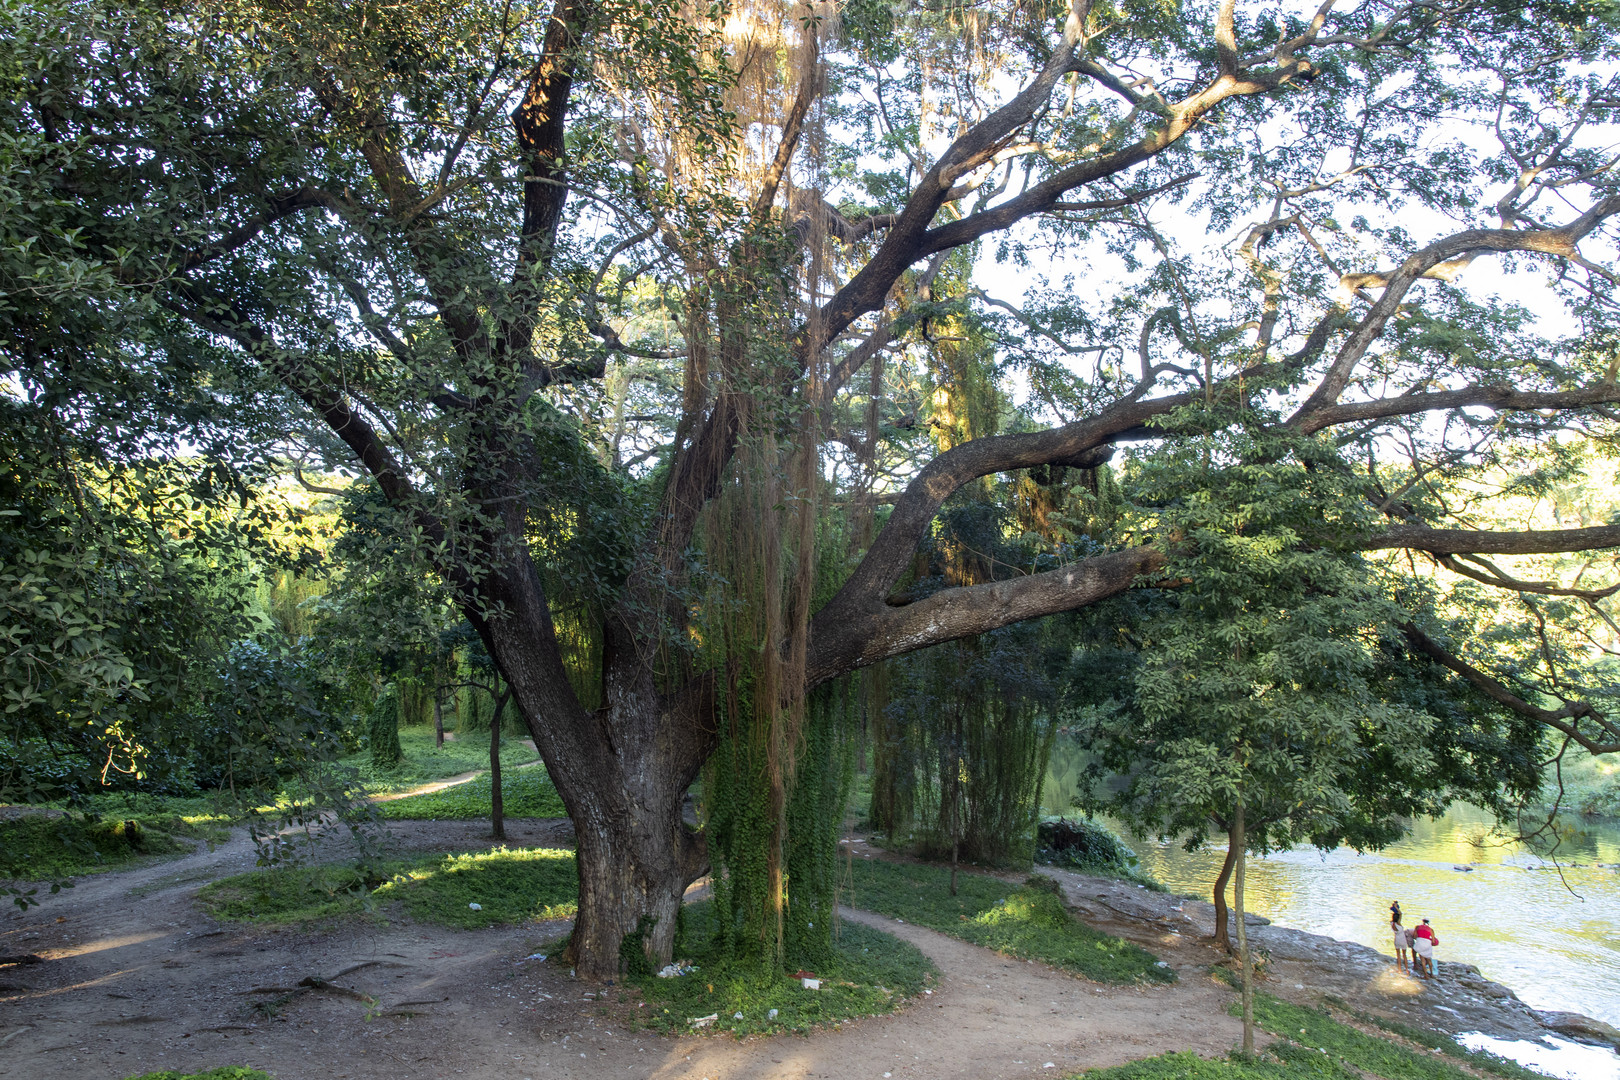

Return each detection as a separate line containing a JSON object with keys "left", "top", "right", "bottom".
{"left": 1039, "top": 865, "right": 1620, "bottom": 1056}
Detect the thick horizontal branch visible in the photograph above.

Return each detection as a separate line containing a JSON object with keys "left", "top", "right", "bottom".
{"left": 1435, "top": 552, "right": 1620, "bottom": 602}
{"left": 1295, "top": 382, "right": 1620, "bottom": 435}
{"left": 1402, "top": 623, "right": 1620, "bottom": 755}
{"left": 178, "top": 187, "right": 340, "bottom": 272}
{"left": 811, "top": 392, "right": 1189, "bottom": 649}
{"left": 1365, "top": 522, "right": 1620, "bottom": 556}
{"left": 1292, "top": 196, "right": 1620, "bottom": 421}
{"left": 807, "top": 546, "right": 1164, "bottom": 685}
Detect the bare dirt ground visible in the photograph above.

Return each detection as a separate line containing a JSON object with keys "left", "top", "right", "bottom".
{"left": 4, "top": 806, "right": 1563, "bottom": 1080}
{"left": 0, "top": 817, "right": 1260, "bottom": 1080}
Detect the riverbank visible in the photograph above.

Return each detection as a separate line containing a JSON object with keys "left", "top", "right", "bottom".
{"left": 1117, "top": 805, "right": 1620, "bottom": 1031}
{"left": 1030, "top": 860, "right": 1620, "bottom": 1076}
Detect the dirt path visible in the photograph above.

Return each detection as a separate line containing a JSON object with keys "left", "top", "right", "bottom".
{"left": 369, "top": 756, "right": 544, "bottom": 804}
{"left": 0, "top": 825, "right": 1249, "bottom": 1080}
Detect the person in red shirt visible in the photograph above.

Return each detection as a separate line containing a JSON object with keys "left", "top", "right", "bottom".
{"left": 1412, "top": 919, "right": 1438, "bottom": 978}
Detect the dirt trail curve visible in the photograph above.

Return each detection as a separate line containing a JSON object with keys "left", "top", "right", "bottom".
{"left": 0, "top": 824, "right": 1248, "bottom": 1080}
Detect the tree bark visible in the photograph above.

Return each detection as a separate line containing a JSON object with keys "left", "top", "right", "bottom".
{"left": 469, "top": 554, "right": 712, "bottom": 980}
{"left": 1211, "top": 820, "right": 1239, "bottom": 951}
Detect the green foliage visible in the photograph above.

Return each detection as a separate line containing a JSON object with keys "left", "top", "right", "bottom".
{"left": 125, "top": 1069, "right": 276, "bottom": 1080}
{"left": 847, "top": 858, "right": 1173, "bottom": 984}
{"left": 1078, "top": 428, "right": 1447, "bottom": 860}
{"left": 1080, "top": 997, "right": 1545, "bottom": 1080}
{"left": 633, "top": 900, "right": 935, "bottom": 1036}
{"left": 782, "top": 680, "right": 859, "bottom": 971}
{"left": 1077, "top": 1048, "right": 1358, "bottom": 1080}
{"left": 1351, "top": 1010, "right": 1547, "bottom": 1080}
{"left": 378, "top": 767, "right": 564, "bottom": 819}
{"left": 0, "top": 811, "right": 212, "bottom": 880}
{"left": 1036, "top": 817, "right": 1163, "bottom": 889}
{"left": 367, "top": 687, "right": 403, "bottom": 770}
{"left": 197, "top": 847, "right": 577, "bottom": 928}
{"left": 869, "top": 504, "right": 1071, "bottom": 866}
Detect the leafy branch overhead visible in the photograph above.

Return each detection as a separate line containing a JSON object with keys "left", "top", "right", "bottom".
{"left": 4, "top": 0, "right": 1620, "bottom": 975}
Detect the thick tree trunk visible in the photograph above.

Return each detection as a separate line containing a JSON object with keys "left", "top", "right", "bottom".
{"left": 471, "top": 554, "right": 711, "bottom": 980}
{"left": 1211, "top": 821, "right": 1239, "bottom": 952}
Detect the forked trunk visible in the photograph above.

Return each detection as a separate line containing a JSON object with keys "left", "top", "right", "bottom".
{"left": 474, "top": 567, "right": 711, "bottom": 980}
{"left": 1211, "top": 822, "right": 1239, "bottom": 951}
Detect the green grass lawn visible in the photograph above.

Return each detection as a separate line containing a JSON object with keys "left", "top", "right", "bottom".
{"left": 1077, "top": 997, "right": 1544, "bottom": 1080}
{"left": 847, "top": 858, "right": 1174, "bottom": 984}
{"left": 197, "top": 846, "right": 577, "bottom": 929}
{"left": 634, "top": 899, "right": 936, "bottom": 1036}
{"left": 0, "top": 810, "right": 229, "bottom": 881}
{"left": 1231, "top": 993, "right": 1544, "bottom": 1080}
{"left": 377, "top": 766, "right": 565, "bottom": 819}
{"left": 342, "top": 728, "right": 542, "bottom": 793}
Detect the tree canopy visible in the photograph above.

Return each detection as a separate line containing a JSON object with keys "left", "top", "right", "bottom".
{"left": 5, "top": 0, "right": 1620, "bottom": 974}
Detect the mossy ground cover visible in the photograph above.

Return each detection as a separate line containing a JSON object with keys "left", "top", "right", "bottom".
{"left": 377, "top": 766, "right": 564, "bottom": 819}
{"left": 847, "top": 858, "right": 1174, "bottom": 984}
{"left": 341, "top": 728, "right": 541, "bottom": 793}
{"left": 197, "top": 846, "right": 577, "bottom": 929}
{"left": 633, "top": 899, "right": 935, "bottom": 1036}
{"left": 1, "top": 810, "right": 227, "bottom": 880}
{"left": 126, "top": 1069, "right": 274, "bottom": 1080}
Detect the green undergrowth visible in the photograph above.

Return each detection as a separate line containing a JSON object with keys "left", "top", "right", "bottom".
{"left": 1232, "top": 993, "right": 1543, "bottom": 1080}
{"left": 125, "top": 1069, "right": 275, "bottom": 1080}
{"left": 341, "top": 729, "right": 542, "bottom": 793}
{"left": 633, "top": 899, "right": 935, "bottom": 1036}
{"left": 378, "top": 766, "right": 564, "bottom": 819}
{"left": 1, "top": 811, "right": 226, "bottom": 880}
{"left": 1076, "top": 1046, "right": 1362, "bottom": 1080}
{"left": 1351, "top": 1013, "right": 1546, "bottom": 1080}
{"left": 848, "top": 858, "right": 1174, "bottom": 984}
{"left": 197, "top": 846, "right": 577, "bottom": 928}
{"left": 1035, "top": 817, "right": 1167, "bottom": 891}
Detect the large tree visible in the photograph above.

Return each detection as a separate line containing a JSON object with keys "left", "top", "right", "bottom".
{"left": 6, "top": 0, "right": 1620, "bottom": 975}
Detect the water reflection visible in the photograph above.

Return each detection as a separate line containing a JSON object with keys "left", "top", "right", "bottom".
{"left": 1112, "top": 805, "right": 1620, "bottom": 1026}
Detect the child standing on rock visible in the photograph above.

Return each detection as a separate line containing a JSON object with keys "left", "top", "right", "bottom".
{"left": 1390, "top": 903, "right": 1411, "bottom": 973}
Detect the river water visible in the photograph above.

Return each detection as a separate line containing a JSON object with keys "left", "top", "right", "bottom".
{"left": 1112, "top": 805, "right": 1620, "bottom": 1029}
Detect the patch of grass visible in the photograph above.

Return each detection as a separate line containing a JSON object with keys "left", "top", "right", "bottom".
{"left": 375, "top": 847, "right": 577, "bottom": 928}
{"left": 1238, "top": 992, "right": 1527, "bottom": 1080}
{"left": 634, "top": 900, "right": 935, "bottom": 1036}
{"left": 341, "top": 729, "right": 540, "bottom": 793}
{"left": 125, "top": 1069, "right": 275, "bottom": 1080}
{"left": 847, "top": 858, "right": 1173, "bottom": 984}
{"left": 0, "top": 811, "right": 221, "bottom": 880}
{"left": 378, "top": 767, "right": 564, "bottom": 820}
{"left": 197, "top": 846, "right": 577, "bottom": 929}
{"left": 1348, "top": 1009, "right": 1548, "bottom": 1080}
{"left": 1078, "top": 1046, "right": 1360, "bottom": 1080}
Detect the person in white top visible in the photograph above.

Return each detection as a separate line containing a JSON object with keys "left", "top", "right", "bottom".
{"left": 1391, "top": 914, "right": 1410, "bottom": 973}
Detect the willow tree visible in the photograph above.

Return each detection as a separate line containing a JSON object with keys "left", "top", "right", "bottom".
{"left": 8, "top": 0, "right": 1620, "bottom": 977}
